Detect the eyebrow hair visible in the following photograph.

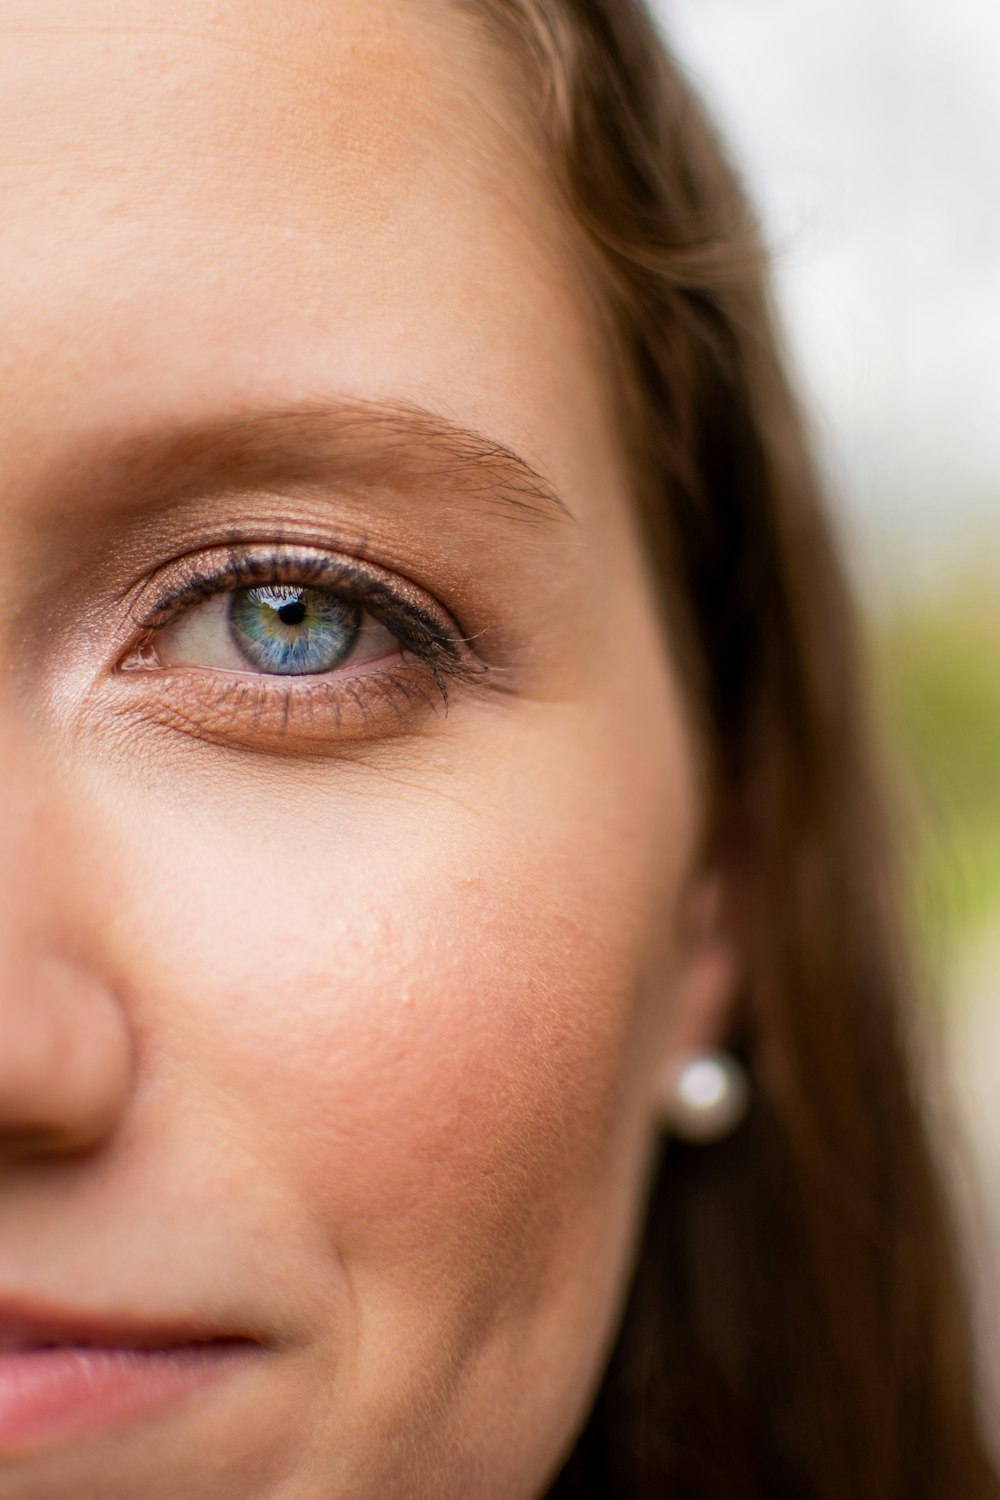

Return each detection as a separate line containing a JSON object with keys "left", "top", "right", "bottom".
{"left": 92, "top": 397, "right": 573, "bottom": 525}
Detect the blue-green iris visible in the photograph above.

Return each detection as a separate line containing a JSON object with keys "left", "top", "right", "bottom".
{"left": 228, "top": 586, "right": 360, "bottom": 675}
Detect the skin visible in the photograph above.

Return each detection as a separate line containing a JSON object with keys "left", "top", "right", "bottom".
{"left": 0, "top": 1, "right": 736, "bottom": 1496}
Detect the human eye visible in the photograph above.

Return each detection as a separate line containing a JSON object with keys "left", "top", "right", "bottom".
{"left": 115, "top": 543, "right": 484, "bottom": 751}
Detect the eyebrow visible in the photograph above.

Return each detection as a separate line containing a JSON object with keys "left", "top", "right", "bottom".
{"left": 84, "top": 397, "right": 573, "bottom": 526}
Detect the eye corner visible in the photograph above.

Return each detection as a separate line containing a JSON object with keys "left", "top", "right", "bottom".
{"left": 117, "top": 637, "right": 162, "bottom": 673}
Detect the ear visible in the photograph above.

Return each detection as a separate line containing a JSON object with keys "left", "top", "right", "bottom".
{"left": 655, "top": 870, "right": 742, "bottom": 1069}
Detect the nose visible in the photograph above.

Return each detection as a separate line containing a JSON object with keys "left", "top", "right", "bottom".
{"left": 0, "top": 744, "right": 132, "bottom": 1159}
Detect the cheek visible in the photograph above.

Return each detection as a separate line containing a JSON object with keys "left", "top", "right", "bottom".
{"left": 238, "top": 899, "right": 625, "bottom": 1331}
{"left": 76, "top": 734, "right": 685, "bottom": 1284}
{"left": 121, "top": 789, "right": 667, "bottom": 1284}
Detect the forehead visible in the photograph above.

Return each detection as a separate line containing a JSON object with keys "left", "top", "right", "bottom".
{"left": 0, "top": 0, "right": 618, "bottom": 511}
{"left": 1, "top": 0, "right": 491, "bottom": 221}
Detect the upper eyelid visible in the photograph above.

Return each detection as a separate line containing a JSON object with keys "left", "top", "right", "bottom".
{"left": 131, "top": 545, "right": 461, "bottom": 638}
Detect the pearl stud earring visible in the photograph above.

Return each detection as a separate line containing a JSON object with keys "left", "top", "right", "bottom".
{"left": 658, "top": 1050, "right": 750, "bottom": 1143}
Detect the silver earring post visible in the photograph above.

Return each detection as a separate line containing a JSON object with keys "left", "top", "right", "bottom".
{"left": 658, "top": 1049, "right": 750, "bottom": 1144}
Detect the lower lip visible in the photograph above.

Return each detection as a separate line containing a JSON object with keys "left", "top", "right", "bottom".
{"left": 0, "top": 1342, "right": 257, "bottom": 1453}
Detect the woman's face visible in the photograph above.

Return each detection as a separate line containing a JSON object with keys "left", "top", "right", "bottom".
{"left": 0, "top": 1, "right": 731, "bottom": 1496}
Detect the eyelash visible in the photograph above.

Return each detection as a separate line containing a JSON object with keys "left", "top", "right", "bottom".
{"left": 118, "top": 544, "right": 485, "bottom": 745}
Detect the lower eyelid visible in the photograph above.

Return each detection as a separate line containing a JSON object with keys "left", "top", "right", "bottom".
{"left": 110, "top": 655, "right": 472, "bottom": 756}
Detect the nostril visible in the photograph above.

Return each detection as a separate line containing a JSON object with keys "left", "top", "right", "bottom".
{"left": 0, "top": 957, "right": 132, "bottom": 1158}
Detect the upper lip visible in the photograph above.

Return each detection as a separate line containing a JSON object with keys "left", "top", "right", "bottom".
{"left": 0, "top": 1297, "right": 255, "bottom": 1354}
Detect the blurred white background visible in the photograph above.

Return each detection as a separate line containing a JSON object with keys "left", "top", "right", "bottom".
{"left": 655, "top": 0, "right": 1000, "bottom": 596}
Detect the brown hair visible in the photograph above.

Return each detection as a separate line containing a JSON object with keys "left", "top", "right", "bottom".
{"left": 462, "top": 1, "right": 999, "bottom": 1495}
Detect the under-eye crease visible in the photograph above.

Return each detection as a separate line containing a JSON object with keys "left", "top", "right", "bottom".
{"left": 115, "top": 543, "right": 486, "bottom": 746}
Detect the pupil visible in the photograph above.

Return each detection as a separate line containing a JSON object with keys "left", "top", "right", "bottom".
{"left": 276, "top": 599, "right": 307, "bottom": 627}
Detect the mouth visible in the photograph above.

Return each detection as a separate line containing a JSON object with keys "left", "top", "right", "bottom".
{"left": 0, "top": 1301, "right": 263, "bottom": 1454}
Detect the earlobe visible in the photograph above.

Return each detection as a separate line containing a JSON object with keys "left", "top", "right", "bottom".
{"left": 651, "top": 872, "right": 750, "bottom": 1142}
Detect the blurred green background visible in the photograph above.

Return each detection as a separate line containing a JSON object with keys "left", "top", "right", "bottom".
{"left": 878, "top": 569, "right": 1000, "bottom": 976}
